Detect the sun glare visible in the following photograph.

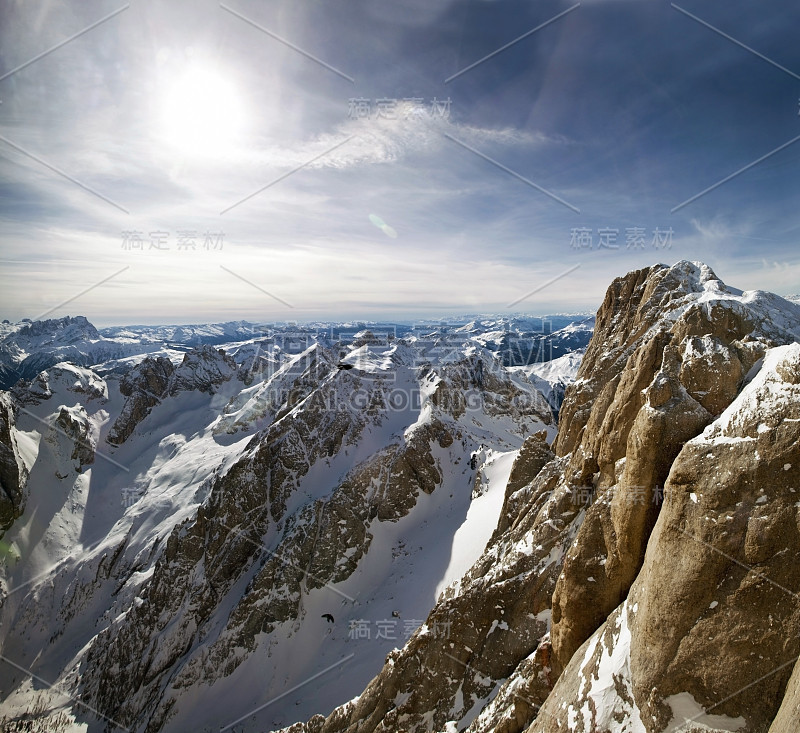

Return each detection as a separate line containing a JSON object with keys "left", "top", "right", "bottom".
{"left": 158, "top": 61, "right": 245, "bottom": 158}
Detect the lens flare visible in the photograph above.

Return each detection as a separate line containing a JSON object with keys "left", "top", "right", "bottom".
{"left": 368, "top": 213, "right": 398, "bottom": 238}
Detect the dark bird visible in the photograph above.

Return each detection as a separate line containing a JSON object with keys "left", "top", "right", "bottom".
{"left": 322, "top": 613, "right": 335, "bottom": 623}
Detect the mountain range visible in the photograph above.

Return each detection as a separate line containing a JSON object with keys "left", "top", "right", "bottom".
{"left": 1, "top": 261, "right": 799, "bottom": 733}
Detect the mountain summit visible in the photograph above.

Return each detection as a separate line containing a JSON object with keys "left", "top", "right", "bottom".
{"left": 276, "top": 261, "right": 800, "bottom": 733}
{"left": 1, "top": 261, "right": 799, "bottom": 733}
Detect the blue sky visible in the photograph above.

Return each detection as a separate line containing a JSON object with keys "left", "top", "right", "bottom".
{"left": 1, "top": 0, "right": 799, "bottom": 325}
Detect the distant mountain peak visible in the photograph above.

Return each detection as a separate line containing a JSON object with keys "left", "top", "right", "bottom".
{"left": 15, "top": 314, "right": 99, "bottom": 341}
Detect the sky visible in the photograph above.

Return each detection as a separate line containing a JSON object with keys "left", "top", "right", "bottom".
{"left": 0, "top": 0, "right": 799, "bottom": 326}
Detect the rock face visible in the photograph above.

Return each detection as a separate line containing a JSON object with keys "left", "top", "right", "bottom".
{"left": 107, "top": 346, "right": 236, "bottom": 445}
{"left": 11, "top": 363, "right": 108, "bottom": 406}
{"left": 107, "top": 356, "right": 175, "bottom": 445}
{"left": 1, "top": 363, "right": 107, "bottom": 536}
{"left": 279, "top": 262, "right": 800, "bottom": 733}
{"left": 549, "top": 262, "right": 789, "bottom": 676}
{"left": 0, "top": 394, "right": 27, "bottom": 536}
{"left": 55, "top": 405, "right": 95, "bottom": 473}
{"left": 166, "top": 344, "right": 237, "bottom": 395}
{"left": 529, "top": 343, "right": 800, "bottom": 732}
{"left": 627, "top": 343, "right": 800, "bottom": 731}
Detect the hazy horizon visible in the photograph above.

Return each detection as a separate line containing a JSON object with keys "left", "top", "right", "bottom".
{"left": 2, "top": 309, "right": 599, "bottom": 330}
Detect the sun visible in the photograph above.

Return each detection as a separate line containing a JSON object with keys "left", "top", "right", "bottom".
{"left": 158, "top": 61, "right": 245, "bottom": 158}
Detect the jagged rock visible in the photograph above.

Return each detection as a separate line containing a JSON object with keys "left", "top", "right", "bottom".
{"left": 549, "top": 262, "right": 795, "bottom": 675}
{"left": 237, "top": 342, "right": 282, "bottom": 386}
{"left": 553, "top": 265, "right": 657, "bottom": 458}
{"left": 11, "top": 364, "right": 107, "bottom": 406}
{"left": 492, "top": 431, "right": 554, "bottom": 539}
{"left": 107, "top": 356, "right": 174, "bottom": 445}
{"left": 217, "top": 343, "right": 336, "bottom": 436}
{"left": 528, "top": 343, "right": 800, "bottom": 732}
{"left": 0, "top": 394, "right": 28, "bottom": 536}
{"left": 166, "top": 344, "right": 236, "bottom": 395}
{"left": 376, "top": 420, "right": 452, "bottom": 515}
{"left": 430, "top": 352, "right": 552, "bottom": 428}
{"left": 464, "top": 637, "right": 554, "bottom": 733}
{"left": 2, "top": 365, "right": 103, "bottom": 534}
{"left": 14, "top": 315, "right": 100, "bottom": 343}
{"left": 108, "top": 346, "right": 236, "bottom": 445}
{"left": 55, "top": 405, "right": 95, "bottom": 472}
{"left": 352, "top": 330, "right": 384, "bottom": 348}
{"left": 10, "top": 371, "right": 54, "bottom": 404}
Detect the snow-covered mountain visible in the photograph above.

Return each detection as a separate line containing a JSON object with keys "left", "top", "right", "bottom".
{"left": 510, "top": 350, "right": 585, "bottom": 414}
{"left": 274, "top": 261, "right": 800, "bottom": 733}
{"left": 0, "top": 320, "right": 559, "bottom": 732}
{"left": 3, "top": 262, "right": 798, "bottom": 733}
{"left": 0, "top": 316, "right": 593, "bottom": 394}
{"left": 0, "top": 316, "right": 157, "bottom": 390}
{"left": 454, "top": 316, "right": 594, "bottom": 366}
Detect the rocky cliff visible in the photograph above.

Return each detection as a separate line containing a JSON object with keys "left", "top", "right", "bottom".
{"left": 0, "top": 393, "right": 28, "bottom": 536}
{"left": 2, "top": 262, "right": 798, "bottom": 733}
{"left": 280, "top": 261, "right": 800, "bottom": 733}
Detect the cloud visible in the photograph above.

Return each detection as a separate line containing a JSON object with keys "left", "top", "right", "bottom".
{"left": 2, "top": 0, "right": 799, "bottom": 324}
{"left": 228, "top": 103, "right": 557, "bottom": 174}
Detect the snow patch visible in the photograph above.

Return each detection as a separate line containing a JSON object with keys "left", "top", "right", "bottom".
{"left": 435, "top": 450, "right": 517, "bottom": 598}
{"left": 664, "top": 692, "right": 746, "bottom": 732}
{"left": 573, "top": 601, "right": 646, "bottom": 731}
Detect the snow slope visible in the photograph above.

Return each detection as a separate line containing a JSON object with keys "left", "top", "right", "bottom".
{"left": 0, "top": 329, "right": 557, "bottom": 732}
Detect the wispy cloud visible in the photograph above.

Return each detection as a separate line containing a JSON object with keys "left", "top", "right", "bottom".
{"left": 229, "top": 107, "right": 557, "bottom": 173}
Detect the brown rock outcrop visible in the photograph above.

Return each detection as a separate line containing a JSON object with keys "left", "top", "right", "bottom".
{"left": 549, "top": 263, "right": 785, "bottom": 675}
{"left": 281, "top": 261, "right": 800, "bottom": 733}
{"left": 528, "top": 342, "right": 800, "bottom": 732}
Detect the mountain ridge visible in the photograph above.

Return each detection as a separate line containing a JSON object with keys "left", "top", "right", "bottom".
{"left": 1, "top": 261, "right": 798, "bottom": 732}
{"left": 272, "top": 261, "right": 800, "bottom": 733}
